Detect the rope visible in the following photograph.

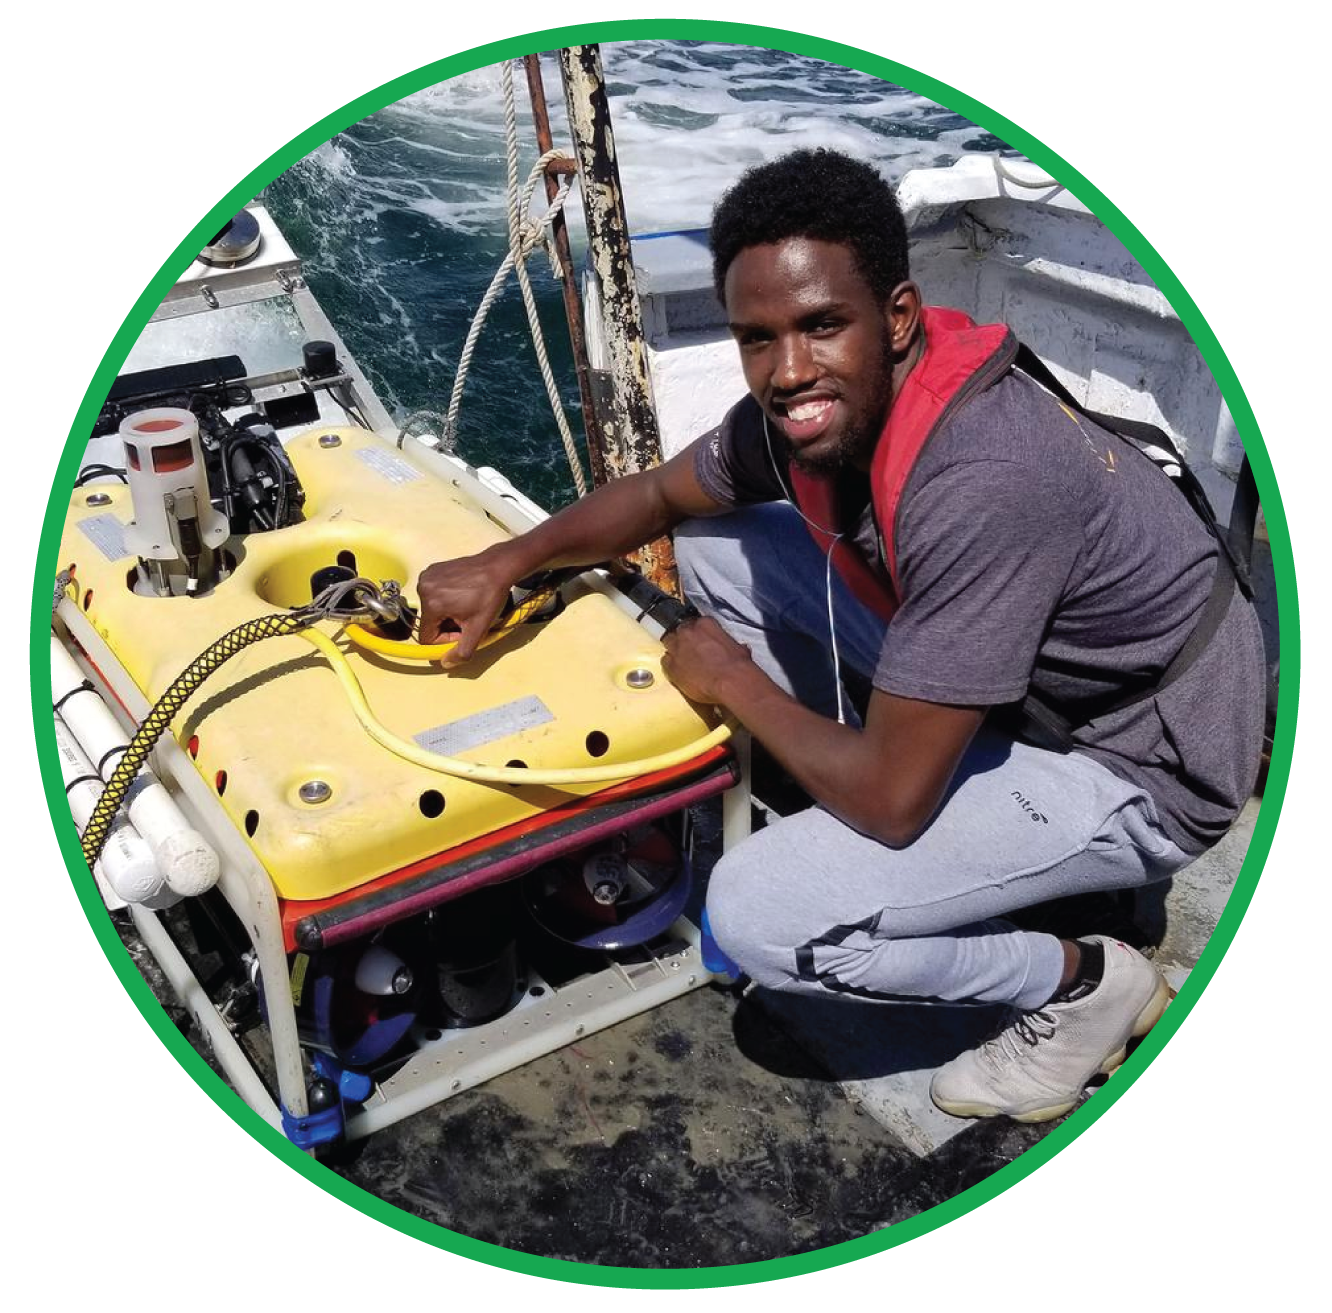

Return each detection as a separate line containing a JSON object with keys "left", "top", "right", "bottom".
{"left": 992, "top": 155, "right": 1061, "bottom": 191}
{"left": 440, "top": 61, "right": 588, "bottom": 497}
{"left": 501, "top": 64, "right": 588, "bottom": 498}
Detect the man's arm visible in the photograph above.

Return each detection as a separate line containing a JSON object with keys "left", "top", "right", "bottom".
{"left": 416, "top": 446, "right": 726, "bottom": 662}
{"left": 662, "top": 616, "right": 985, "bottom": 845}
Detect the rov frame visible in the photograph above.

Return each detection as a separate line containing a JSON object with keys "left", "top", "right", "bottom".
{"left": 54, "top": 205, "right": 753, "bottom": 1142}
{"left": 55, "top": 438, "right": 753, "bottom": 1142}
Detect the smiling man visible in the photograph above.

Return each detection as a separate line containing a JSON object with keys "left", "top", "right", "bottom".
{"left": 727, "top": 237, "right": 912, "bottom": 476}
{"left": 417, "top": 149, "right": 1265, "bottom": 1122}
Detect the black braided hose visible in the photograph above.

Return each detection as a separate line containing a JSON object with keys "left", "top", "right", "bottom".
{"left": 78, "top": 611, "right": 313, "bottom": 871}
{"left": 76, "top": 571, "right": 571, "bottom": 872}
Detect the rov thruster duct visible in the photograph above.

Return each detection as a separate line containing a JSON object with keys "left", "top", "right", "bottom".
{"left": 425, "top": 884, "right": 526, "bottom": 1030}
{"left": 523, "top": 823, "right": 692, "bottom": 952}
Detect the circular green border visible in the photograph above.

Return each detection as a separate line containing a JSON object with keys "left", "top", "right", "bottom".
{"left": 29, "top": 17, "right": 1299, "bottom": 1291}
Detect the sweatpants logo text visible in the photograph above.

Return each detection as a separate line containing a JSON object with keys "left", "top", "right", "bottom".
{"left": 1011, "top": 791, "right": 1049, "bottom": 824}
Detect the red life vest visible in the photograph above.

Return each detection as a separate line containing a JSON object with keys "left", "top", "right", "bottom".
{"left": 787, "top": 306, "right": 1016, "bottom": 621}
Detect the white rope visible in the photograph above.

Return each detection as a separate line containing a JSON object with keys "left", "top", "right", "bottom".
{"left": 439, "top": 61, "right": 588, "bottom": 497}
{"left": 992, "top": 154, "right": 1061, "bottom": 191}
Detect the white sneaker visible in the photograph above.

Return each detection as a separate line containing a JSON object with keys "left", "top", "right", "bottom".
{"left": 929, "top": 935, "right": 1172, "bottom": 1123}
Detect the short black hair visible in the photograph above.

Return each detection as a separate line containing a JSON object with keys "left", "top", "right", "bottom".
{"left": 709, "top": 149, "right": 909, "bottom": 303}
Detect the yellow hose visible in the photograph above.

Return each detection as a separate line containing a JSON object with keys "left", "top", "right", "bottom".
{"left": 299, "top": 627, "right": 731, "bottom": 785}
{"left": 342, "top": 586, "right": 543, "bottom": 662}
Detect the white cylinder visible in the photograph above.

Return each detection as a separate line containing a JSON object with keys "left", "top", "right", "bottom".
{"left": 141, "top": 885, "right": 185, "bottom": 912}
{"left": 54, "top": 714, "right": 166, "bottom": 906}
{"left": 354, "top": 944, "right": 414, "bottom": 997}
{"left": 93, "top": 869, "right": 128, "bottom": 912}
{"left": 119, "top": 407, "right": 228, "bottom": 562}
{"left": 50, "top": 637, "right": 220, "bottom": 896}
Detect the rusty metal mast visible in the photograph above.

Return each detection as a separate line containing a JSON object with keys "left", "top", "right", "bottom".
{"left": 553, "top": 44, "right": 678, "bottom": 594}
{"left": 521, "top": 53, "right": 603, "bottom": 487}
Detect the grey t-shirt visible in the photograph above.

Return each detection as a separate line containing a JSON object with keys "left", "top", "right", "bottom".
{"left": 693, "top": 372, "right": 1265, "bottom": 854}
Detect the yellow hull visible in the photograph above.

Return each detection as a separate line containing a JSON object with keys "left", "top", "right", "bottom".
{"left": 61, "top": 429, "right": 715, "bottom": 901}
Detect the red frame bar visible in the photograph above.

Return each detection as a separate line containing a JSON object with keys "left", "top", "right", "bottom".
{"left": 279, "top": 744, "right": 732, "bottom": 950}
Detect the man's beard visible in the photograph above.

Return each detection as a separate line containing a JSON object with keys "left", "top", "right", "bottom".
{"left": 788, "top": 433, "right": 868, "bottom": 476}
{"left": 781, "top": 348, "right": 895, "bottom": 477}
{"left": 784, "top": 408, "right": 883, "bottom": 477}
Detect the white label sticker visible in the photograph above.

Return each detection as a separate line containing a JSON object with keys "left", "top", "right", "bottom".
{"left": 356, "top": 447, "right": 422, "bottom": 485}
{"left": 78, "top": 514, "right": 131, "bottom": 562}
{"left": 415, "top": 696, "right": 555, "bottom": 757}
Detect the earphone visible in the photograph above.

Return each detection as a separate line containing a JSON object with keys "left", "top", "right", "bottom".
{"left": 763, "top": 415, "right": 849, "bottom": 725}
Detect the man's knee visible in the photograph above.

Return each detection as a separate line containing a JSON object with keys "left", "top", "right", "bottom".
{"left": 676, "top": 504, "right": 801, "bottom": 597}
{"left": 673, "top": 514, "right": 747, "bottom": 607}
{"left": 703, "top": 841, "right": 798, "bottom": 988}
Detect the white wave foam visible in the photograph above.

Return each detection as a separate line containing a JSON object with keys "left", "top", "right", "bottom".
{"left": 256, "top": 36, "right": 1019, "bottom": 475}
{"left": 324, "top": 41, "right": 988, "bottom": 247}
{"left": 407, "top": 190, "right": 511, "bottom": 236}
{"left": 307, "top": 138, "right": 357, "bottom": 180}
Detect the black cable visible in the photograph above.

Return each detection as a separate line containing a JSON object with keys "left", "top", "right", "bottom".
{"left": 75, "top": 464, "right": 128, "bottom": 487}
{"left": 332, "top": 389, "right": 370, "bottom": 429}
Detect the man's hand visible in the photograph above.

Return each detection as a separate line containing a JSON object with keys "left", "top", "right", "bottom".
{"left": 660, "top": 616, "right": 754, "bottom": 705}
{"left": 411, "top": 448, "right": 727, "bottom": 672}
{"left": 416, "top": 550, "right": 515, "bottom": 667}
{"left": 661, "top": 613, "right": 985, "bottom": 846}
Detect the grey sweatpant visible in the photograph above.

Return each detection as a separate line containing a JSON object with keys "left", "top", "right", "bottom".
{"left": 676, "top": 505, "right": 1192, "bottom": 1011}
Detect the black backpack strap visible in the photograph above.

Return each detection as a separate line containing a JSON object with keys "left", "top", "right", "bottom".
{"left": 1015, "top": 551, "right": 1237, "bottom": 751}
{"left": 1006, "top": 343, "right": 1253, "bottom": 752}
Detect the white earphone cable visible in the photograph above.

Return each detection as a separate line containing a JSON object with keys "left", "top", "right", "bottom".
{"left": 763, "top": 415, "right": 849, "bottom": 725}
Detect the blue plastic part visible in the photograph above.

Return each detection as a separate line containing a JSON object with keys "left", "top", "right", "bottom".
{"left": 310, "top": 968, "right": 417, "bottom": 1068}
{"left": 281, "top": 1100, "right": 344, "bottom": 1149}
{"left": 699, "top": 907, "right": 741, "bottom": 979}
{"left": 572, "top": 852, "right": 693, "bottom": 951}
{"left": 313, "top": 1051, "right": 373, "bottom": 1104}
{"left": 527, "top": 848, "right": 696, "bottom": 953}
{"left": 282, "top": 1055, "right": 377, "bottom": 1147}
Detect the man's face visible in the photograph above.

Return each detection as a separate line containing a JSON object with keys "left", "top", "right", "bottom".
{"left": 724, "top": 237, "right": 897, "bottom": 476}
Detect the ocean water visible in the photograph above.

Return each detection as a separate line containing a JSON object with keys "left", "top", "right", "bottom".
{"left": 263, "top": 41, "right": 1014, "bottom": 510}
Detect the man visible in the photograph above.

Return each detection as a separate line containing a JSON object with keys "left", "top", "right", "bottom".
{"left": 417, "top": 149, "right": 1265, "bottom": 1122}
